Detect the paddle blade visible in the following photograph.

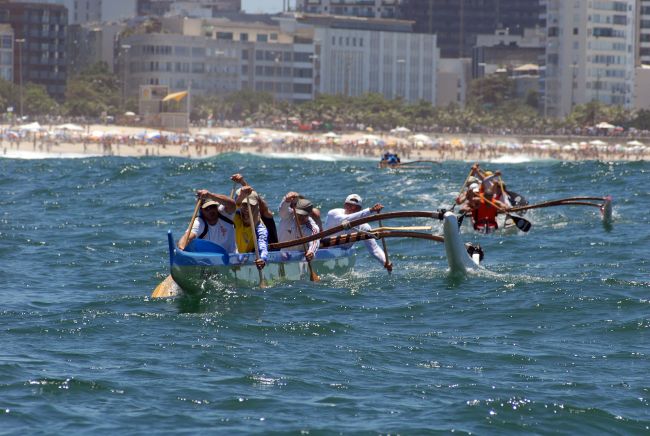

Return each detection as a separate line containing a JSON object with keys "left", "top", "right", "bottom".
{"left": 510, "top": 214, "right": 532, "bottom": 232}
{"left": 258, "top": 270, "right": 267, "bottom": 288}
{"left": 151, "top": 275, "right": 179, "bottom": 298}
{"left": 310, "top": 271, "right": 321, "bottom": 282}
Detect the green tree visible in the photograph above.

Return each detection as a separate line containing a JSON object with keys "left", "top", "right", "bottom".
{"left": 0, "top": 78, "right": 18, "bottom": 112}
{"left": 24, "top": 83, "right": 59, "bottom": 115}
{"left": 64, "top": 62, "right": 121, "bottom": 116}
{"left": 630, "top": 109, "right": 650, "bottom": 130}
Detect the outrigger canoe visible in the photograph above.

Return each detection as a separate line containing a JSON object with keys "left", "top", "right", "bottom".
{"left": 165, "top": 210, "right": 483, "bottom": 295}
{"left": 167, "top": 232, "right": 355, "bottom": 294}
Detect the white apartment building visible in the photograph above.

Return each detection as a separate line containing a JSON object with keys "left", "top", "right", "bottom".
{"left": 0, "top": 24, "right": 13, "bottom": 82}
{"left": 543, "top": 0, "right": 636, "bottom": 117}
{"left": 314, "top": 26, "right": 437, "bottom": 103}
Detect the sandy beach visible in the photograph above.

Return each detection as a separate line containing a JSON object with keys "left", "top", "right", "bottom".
{"left": 1, "top": 123, "right": 648, "bottom": 161}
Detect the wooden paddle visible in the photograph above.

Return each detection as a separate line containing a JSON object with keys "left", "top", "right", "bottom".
{"left": 293, "top": 209, "right": 320, "bottom": 282}
{"left": 246, "top": 198, "right": 267, "bottom": 288}
{"left": 151, "top": 197, "right": 202, "bottom": 298}
{"left": 378, "top": 218, "right": 391, "bottom": 274}
{"left": 482, "top": 195, "right": 531, "bottom": 233}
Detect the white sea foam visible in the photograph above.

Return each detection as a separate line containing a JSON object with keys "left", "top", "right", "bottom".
{"left": 1, "top": 149, "right": 101, "bottom": 159}
{"left": 246, "top": 151, "right": 375, "bottom": 162}
{"left": 489, "top": 154, "right": 537, "bottom": 164}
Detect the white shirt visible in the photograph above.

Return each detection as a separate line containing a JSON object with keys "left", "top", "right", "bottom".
{"left": 278, "top": 200, "right": 320, "bottom": 253}
{"left": 191, "top": 205, "right": 237, "bottom": 253}
{"left": 325, "top": 207, "right": 386, "bottom": 265}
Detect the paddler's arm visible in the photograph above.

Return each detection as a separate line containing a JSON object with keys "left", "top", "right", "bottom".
{"left": 230, "top": 173, "right": 248, "bottom": 187}
{"left": 279, "top": 191, "right": 299, "bottom": 219}
{"left": 235, "top": 185, "right": 254, "bottom": 207}
{"left": 196, "top": 189, "right": 237, "bottom": 214}
{"left": 178, "top": 218, "right": 202, "bottom": 250}
{"left": 345, "top": 203, "right": 384, "bottom": 222}
{"left": 305, "top": 217, "right": 320, "bottom": 261}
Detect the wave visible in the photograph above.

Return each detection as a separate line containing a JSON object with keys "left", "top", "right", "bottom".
{"left": 243, "top": 151, "right": 376, "bottom": 162}
{"left": 1, "top": 150, "right": 102, "bottom": 159}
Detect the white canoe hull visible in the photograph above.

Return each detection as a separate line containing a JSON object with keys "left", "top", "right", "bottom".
{"left": 442, "top": 212, "right": 480, "bottom": 274}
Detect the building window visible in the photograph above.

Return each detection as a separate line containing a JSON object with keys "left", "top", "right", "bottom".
{"left": 216, "top": 32, "right": 233, "bottom": 41}
{"left": 240, "top": 33, "right": 248, "bottom": 41}
{"left": 270, "top": 33, "right": 278, "bottom": 41}
{"left": 257, "top": 34, "right": 268, "bottom": 42}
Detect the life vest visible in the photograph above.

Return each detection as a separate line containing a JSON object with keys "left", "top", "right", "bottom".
{"left": 472, "top": 193, "right": 498, "bottom": 232}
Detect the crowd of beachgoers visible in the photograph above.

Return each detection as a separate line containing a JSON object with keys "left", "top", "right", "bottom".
{"left": 1, "top": 119, "right": 648, "bottom": 161}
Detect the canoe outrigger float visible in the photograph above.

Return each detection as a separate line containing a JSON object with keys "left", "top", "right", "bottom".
{"left": 166, "top": 210, "right": 482, "bottom": 295}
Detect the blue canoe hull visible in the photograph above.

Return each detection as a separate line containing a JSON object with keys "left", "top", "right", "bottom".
{"left": 167, "top": 232, "right": 355, "bottom": 294}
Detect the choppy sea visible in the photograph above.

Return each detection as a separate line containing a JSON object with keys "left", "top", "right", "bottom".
{"left": 1, "top": 152, "right": 648, "bottom": 434}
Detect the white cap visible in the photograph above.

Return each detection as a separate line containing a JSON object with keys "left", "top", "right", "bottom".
{"left": 469, "top": 183, "right": 480, "bottom": 193}
{"left": 344, "top": 194, "right": 362, "bottom": 207}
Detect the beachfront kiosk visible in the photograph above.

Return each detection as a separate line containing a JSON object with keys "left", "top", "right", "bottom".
{"left": 139, "top": 85, "right": 190, "bottom": 132}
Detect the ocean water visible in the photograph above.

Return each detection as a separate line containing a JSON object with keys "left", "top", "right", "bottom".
{"left": 1, "top": 153, "right": 648, "bottom": 434}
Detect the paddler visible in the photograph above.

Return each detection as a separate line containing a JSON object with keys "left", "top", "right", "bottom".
{"left": 470, "top": 184, "right": 508, "bottom": 233}
{"left": 230, "top": 173, "right": 279, "bottom": 247}
{"left": 179, "top": 190, "right": 237, "bottom": 252}
{"left": 324, "top": 194, "right": 391, "bottom": 272}
{"left": 278, "top": 192, "right": 320, "bottom": 260}
{"left": 234, "top": 186, "right": 269, "bottom": 270}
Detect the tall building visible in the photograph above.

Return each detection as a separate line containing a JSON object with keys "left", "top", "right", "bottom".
{"left": 304, "top": 16, "right": 438, "bottom": 102}
{"left": 137, "top": 0, "right": 241, "bottom": 16}
{"left": 299, "top": 0, "right": 400, "bottom": 19}
{"left": 543, "top": 0, "right": 636, "bottom": 117}
{"left": 118, "top": 13, "right": 439, "bottom": 104}
{"left": 20, "top": 0, "right": 137, "bottom": 24}
{"left": 639, "top": 0, "right": 650, "bottom": 64}
{"left": 0, "top": 2, "right": 68, "bottom": 100}
{"left": 0, "top": 23, "right": 13, "bottom": 82}
{"left": 400, "top": 0, "right": 541, "bottom": 58}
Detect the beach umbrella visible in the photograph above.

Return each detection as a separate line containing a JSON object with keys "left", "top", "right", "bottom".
{"left": 589, "top": 139, "right": 607, "bottom": 146}
{"left": 595, "top": 121, "right": 615, "bottom": 129}
{"left": 18, "top": 122, "right": 42, "bottom": 132}
{"left": 626, "top": 140, "right": 644, "bottom": 146}
{"left": 390, "top": 126, "right": 411, "bottom": 136}
{"left": 124, "top": 111, "right": 136, "bottom": 117}
{"left": 323, "top": 131, "right": 339, "bottom": 138}
{"left": 55, "top": 123, "right": 84, "bottom": 131}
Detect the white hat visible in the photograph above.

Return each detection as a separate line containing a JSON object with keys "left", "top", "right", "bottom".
{"left": 344, "top": 194, "right": 362, "bottom": 207}
{"left": 469, "top": 183, "right": 480, "bottom": 193}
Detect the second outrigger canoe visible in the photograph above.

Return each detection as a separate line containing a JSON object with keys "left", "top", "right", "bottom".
{"left": 165, "top": 210, "right": 482, "bottom": 295}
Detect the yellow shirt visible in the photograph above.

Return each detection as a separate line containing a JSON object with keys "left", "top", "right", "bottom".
{"left": 234, "top": 212, "right": 255, "bottom": 253}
